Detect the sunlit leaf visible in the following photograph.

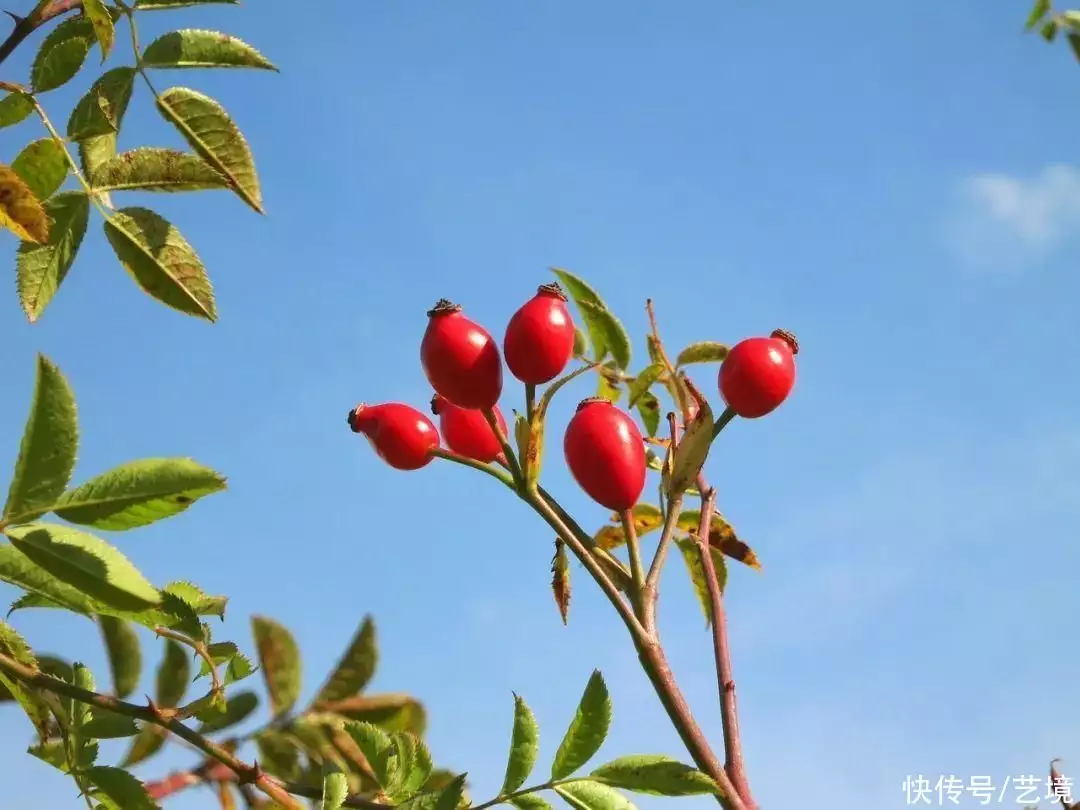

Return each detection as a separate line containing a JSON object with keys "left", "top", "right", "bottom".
{"left": 675, "top": 342, "right": 728, "bottom": 366}
{"left": 16, "top": 192, "right": 89, "bottom": 323}
{"left": 0, "top": 545, "right": 94, "bottom": 614}
{"left": 143, "top": 29, "right": 277, "bottom": 70}
{"left": 590, "top": 755, "right": 720, "bottom": 796}
{"left": 626, "top": 364, "right": 663, "bottom": 407}
{"left": 11, "top": 139, "right": 68, "bottom": 202}
{"left": 551, "top": 670, "right": 611, "bottom": 779}
{"left": 510, "top": 797, "right": 554, "bottom": 810}
{"left": 311, "top": 615, "right": 377, "bottom": 705}
{"left": 635, "top": 391, "right": 661, "bottom": 437}
{"left": 82, "top": 0, "right": 115, "bottom": 61}
{"left": 0, "top": 164, "right": 49, "bottom": 243}
{"left": 551, "top": 268, "right": 631, "bottom": 370}
{"left": 676, "top": 511, "right": 761, "bottom": 570}
{"left": 252, "top": 615, "right": 301, "bottom": 717}
{"left": 666, "top": 398, "right": 714, "bottom": 497}
{"left": 501, "top": 693, "right": 539, "bottom": 794}
{"left": 82, "top": 711, "right": 139, "bottom": 738}
{"left": 555, "top": 780, "right": 636, "bottom": 810}
{"left": 93, "top": 148, "right": 228, "bottom": 193}
{"left": 67, "top": 67, "right": 136, "bottom": 141}
{"left": 593, "top": 504, "right": 663, "bottom": 551}
{"left": 31, "top": 17, "right": 93, "bottom": 92}
{"left": 196, "top": 689, "right": 258, "bottom": 733}
{"left": 675, "top": 536, "right": 727, "bottom": 626}
{"left": 321, "top": 763, "right": 348, "bottom": 810}
{"left": 86, "top": 765, "right": 158, "bottom": 810}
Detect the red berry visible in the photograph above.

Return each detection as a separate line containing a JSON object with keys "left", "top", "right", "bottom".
{"left": 503, "top": 283, "right": 576, "bottom": 385}
{"left": 563, "top": 397, "right": 646, "bottom": 511}
{"left": 347, "top": 402, "right": 440, "bottom": 470}
{"left": 718, "top": 329, "right": 799, "bottom": 418}
{"left": 421, "top": 300, "right": 503, "bottom": 410}
{"left": 431, "top": 394, "right": 506, "bottom": 463}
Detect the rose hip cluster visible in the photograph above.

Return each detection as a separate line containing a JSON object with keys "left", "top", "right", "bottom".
{"left": 347, "top": 282, "right": 799, "bottom": 513}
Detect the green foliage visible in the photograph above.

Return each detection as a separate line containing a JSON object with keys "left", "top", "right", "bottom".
{"left": 590, "top": 755, "right": 720, "bottom": 796}
{"left": 11, "top": 138, "right": 67, "bottom": 201}
{"left": 311, "top": 615, "right": 378, "bottom": 705}
{"left": 675, "top": 538, "right": 727, "bottom": 626}
{"left": 675, "top": 342, "right": 729, "bottom": 366}
{"left": 252, "top": 614, "right": 302, "bottom": 717}
{"left": 552, "top": 268, "right": 632, "bottom": 371}
{"left": 15, "top": 192, "right": 89, "bottom": 322}
{"left": 98, "top": 615, "right": 141, "bottom": 698}
{"left": 555, "top": 780, "right": 637, "bottom": 809}
{"left": 142, "top": 28, "right": 278, "bottom": 70}
{"left": 31, "top": 17, "right": 94, "bottom": 93}
{"left": 551, "top": 671, "right": 612, "bottom": 780}
{"left": 92, "top": 148, "right": 230, "bottom": 192}
{"left": 501, "top": 693, "right": 540, "bottom": 794}
{"left": 666, "top": 397, "right": 714, "bottom": 497}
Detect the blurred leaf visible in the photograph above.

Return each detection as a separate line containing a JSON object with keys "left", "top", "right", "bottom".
{"left": 323, "top": 692, "right": 427, "bottom": 735}
{"left": 551, "top": 537, "right": 570, "bottom": 625}
{"left": 252, "top": 615, "right": 301, "bottom": 717}
{"left": 0, "top": 163, "right": 48, "bottom": 243}
{"left": 551, "top": 268, "right": 631, "bottom": 370}
{"left": 28, "top": 738, "right": 69, "bottom": 770}
{"left": 196, "top": 689, "right": 258, "bottom": 733}
{"left": 666, "top": 398, "right": 714, "bottom": 497}
{"left": 143, "top": 29, "right": 277, "bottom": 70}
{"left": 67, "top": 67, "right": 136, "bottom": 141}
{"left": 590, "top": 755, "right": 719, "bottom": 796}
{"left": 626, "top": 364, "right": 663, "bottom": 407}
{"left": 93, "top": 148, "right": 229, "bottom": 193}
{"left": 595, "top": 361, "right": 622, "bottom": 404}
{"left": 55, "top": 457, "right": 226, "bottom": 531}
{"left": 16, "top": 191, "right": 89, "bottom": 323}
{"left": 98, "top": 615, "right": 141, "bottom": 698}
{"left": 31, "top": 17, "right": 93, "bottom": 92}
{"left": 675, "top": 537, "right": 727, "bottom": 626}
{"left": 11, "top": 139, "right": 67, "bottom": 202}
{"left": 0, "top": 622, "right": 52, "bottom": 737}
{"left": 121, "top": 725, "right": 167, "bottom": 768}
{"left": 134, "top": 0, "right": 239, "bottom": 8}
{"left": 345, "top": 721, "right": 393, "bottom": 787}
{"left": 510, "top": 797, "right": 554, "bottom": 810}
{"left": 156, "top": 87, "right": 263, "bottom": 212}
{"left": 572, "top": 327, "right": 588, "bottom": 358}
{"left": 86, "top": 765, "right": 158, "bottom": 810}
{"left": 103, "top": 207, "right": 217, "bottom": 321}
{"left": 551, "top": 670, "right": 611, "bottom": 780}
{"left": 1042, "top": 18, "right": 1060, "bottom": 40}
{"left": 594, "top": 504, "right": 663, "bottom": 551}
{"left": 6, "top": 523, "right": 161, "bottom": 612}
{"left": 82, "top": 710, "right": 139, "bottom": 738}
{"left": 321, "top": 764, "right": 348, "bottom": 810}
{"left": 0, "top": 545, "right": 95, "bottom": 614}
{"left": 157, "top": 638, "right": 190, "bottom": 707}
{"left": 676, "top": 511, "right": 760, "bottom": 571}
{"left": 675, "top": 342, "right": 728, "bottom": 366}
{"left": 255, "top": 730, "right": 303, "bottom": 782}
{"left": 162, "top": 580, "right": 227, "bottom": 619}
{"left": 0, "top": 91, "right": 33, "bottom": 128}
{"left": 501, "top": 693, "right": 539, "bottom": 794}
{"left": 635, "top": 391, "right": 661, "bottom": 437}
{"left": 312, "top": 615, "right": 377, "bottom": 705}
{"left": 1068, "top": 31, "right": 1080, "bottom": 61}
{"left": 399, "top": 773, "right": 467, "bottom": 810}
{"left": 1026, "top": 0, "right": 1052, "bottom": 28}
{"left": 555, "top": 780, "right": 636, "bottom": 810}
{"left": 3, "top": 354, "right": 78, "bottom": 523}
{"left": 83, "top": 0, "right": 115, "bottom": 60}
{"left": 71, "top": 661, "right": 95, "bottom": 731}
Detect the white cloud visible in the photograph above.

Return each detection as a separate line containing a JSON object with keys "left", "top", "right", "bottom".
{"left": 947, "top": 164, "right": 1080, "bottom": 269}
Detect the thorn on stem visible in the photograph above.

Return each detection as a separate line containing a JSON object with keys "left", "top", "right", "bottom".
{"left": 3, "top": 10, "right": 24, "bottom": 24}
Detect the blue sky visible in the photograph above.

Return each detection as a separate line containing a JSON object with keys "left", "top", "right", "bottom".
{"left": 2, "top": 0, "right": 1080, "bottom": 807}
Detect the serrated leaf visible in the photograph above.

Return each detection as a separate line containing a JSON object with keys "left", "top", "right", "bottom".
{"left": 255, "top": 730, "right": 302, "bottom": 781}
{"left": 321, "top": 764, "right": 348, "bottom": 810}
{"left": 551, "top": 268, "right": 631, "bottom": 370}
{"left": 0, "top": 545, "right": 95, "bottom": 614}
{"left": 0, "top": 91, "right": 33, "bottom": 128}
{"left": 3, "top": 355, "right": 77, "bottom": 523}
{"left": 82, "top": 710, "right": 140, "bottom": 738}
{"left": 551, "top": 670, "right": 612, "bottom": 780}
{"left": 399, "top": 774, "right": 467, "bottom": 810}
{"left": 54, "top": 457, "right": 226, "bottom": 531}
{"left": 31, "top": 18, "right": 93, "bottom": 92}
{"left": 68, "top": 67, "right": 136, "bottom": 141}
{"left": 551, "top": 538, "right": 570, "bottom": 625}
{"left": 1, "top": 626, "right": 57, "bottom": 737}
{"left": 321, "top": 692, "right": 427, "bottom": 735}
{"left": 593, "top": 504, "right": 664, "bottom": 551}
{"left": 0, "top": 620, "right": 37, "bottom": 667}
{"left": 134, "top": 0, "right": 238, "bottom": 7}
{"left": 396, "top": 733, "right": 433, "bottom": 800}
{"left": 80, "top": 135, "right": 117, "bottom": 206}
{"left": 93, "top": 148, "right": 229, "bottom": 193}
{"left": 162, "top": 581, "right": 226, "bottom": 618}
{"left": 6, "top": 523, "right": 161, "bottom": 612}
{"left": 666, "top": 398, "right": 714, "bottom": 497}
{"left": 196, "top": 688, "right": 258, "bottom": 733}
{"left": 98, "top": 615, "right": 141, "bottom": 698}
{"left": 28, "top": 738, "right": 69, "bottom": 770}
{"left": 675, "top": 342, "right": 729, "bottom": 366}
{"left": 83, "top": 0, "right": 115, "bottom": 60}
{"left": 87, "top": 765, "right": 159, "bottom": 810}
{"left": 511, "top": 797, "right": 555, "bottom": 810}
{"left": 345, "top": 721, "right": 394, "bottom": 787}
{"left": 0, "top": 163, "right": 49, "bottom": 243}
{"left": 197, "top": 640, "right": 238, "bottom": 678}
{"left": 11, "top": 139, "right": 68, "bottom": 202}
{"left": 635, "top": 391, "right": 661, "bottom": 437}
{"left": 626, "top": 364, "right": 663, "bottom": 407}
{"left": 501, "top": 693, "right": 539, "bottom": 794}
{"left": 143, "top": 29, "right": 277, "bottom": 70}
{"left": 252, "top": 615, "right": 301, "bottom": 717}
{"left": 555, "top": 781, "right": 636, "bottom": 810}
{"left": 675, "top": 537, "right": 727, "bottom": 625}
{"left": 103, "top": 207, "right": 216, "bottom": 320}
{"left": 312, "top": 615, "right": 377, "bottom": 705}
{"left": 156, "top": 86, "right": 263, "bottom": 212}
{"left": 590, "top": 755, "right": 720, "bottom": 796}
{"left": 16, "top": 191, "right": 89, "bottom": 323}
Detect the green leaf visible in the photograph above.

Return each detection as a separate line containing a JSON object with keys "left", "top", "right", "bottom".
{"left": 86, "top": 765, "right": 159, "bottom": 810}
{"left": 252, "top": 615, "right": 301, "bottom": 717}
{"left": 0, "top": 544, "right": 95, "bottom": 614}
{"left": 626, "top": 364, "right": 663, "bottom": 408}
{"left": 254, "top": 730, "right": 303, "bottom": 781}
{"left": 103, "top": 207, "right": 217, "bottom": 321}
{"left": 322, "top": 692, "right": 427, "bottom": 734}
{"left": 0, "top": 620, "right": 37, "bottom": 667}
{"left": 312, "top": 615, "right": 377, "bottom": 705}
{"left": 1041, "top": 18, "right": 1060, "bottom": 40}
{"left": 156, "top": 86, "right": 263, "bottom": 212}
{"left": 134, "top": 0, "right": 239, "bottom": 7}
{"left": 3, "top": 354, "right": 78, "bottom": 524}
{"left": 162, "top": 581, "right": 227, "bottom": 619}
{"left": 1068, "top": 31, "right": 1080, "bottom": 61}
{"left": 551, "top": 268, "right": 631, "bottom": 370}
{"left": 399, "top": 774, "right": 468, "bottom": 810}
{"left": 28, "top": 738, "right": 69, "bottom": 770}
{"left": 83, "top": 0, "right": 115, "bottom": 60}
{"left": 0, "top": 91, "right": 33, "bottom": 128}
{"left": 0, "top": 163, "right": 50, "bottom": 243}
{"left": 98, "top": 615, "right": 141, "bottom": 698}
{"left": 666, "top": 397, "right": 714, "bottom": 497}
{"left": 572, "top": 327, "right": 589, "bottom": 358}
{"left": 321, "top": 764, "right": 349, "bottom": 810}
{"left": 1026, "top": 0, "right": 1052, "bottom": 29}
{"left": 555, "top": 781, "right": 636, "bottom": 810}
{"left": 196, "top": 688, "right": 258, "bottom": 733}
{"left": 551, "top": 537, "right": 570, "bottom": 625}
{"left": 157, "top": 638, "right": 190, "bottom": 706}
{"left": 675, "top": 537, "right": 727, "bottom": 626}
{"left": 0, "top": 623, "right": 52, "bottom": 738}
{"left": 595, "top": 361, "right": 622, "bottom": 404}
{"left": 6, "top": 523, "right": 161, "bottom": 612}
{"left": 345, "top": 721, "right": 394, "bottom": 787}
{"left": 31, "top": 17, "right": 93, "bottom": 92}
{"left": 82, "top": 710, "right": 140, "bottom": 738}
{"left": 634, "top": 391, "right": 661, "bottom": 437}
{"left": 551, "top": 670, "right": 612, "bottom": 780}
{"left": 675, "top": 342, "right": 729, "bottom": 366}
{"left": 54, "top": 457, "right": 226, "bottom": 531}
{"left": 16, "top": 191, "right": 89, "bottom": 323}
{"left": 590, "top": 755, "right": 720, "bottom": 796}
{"left": 501, "top": 693, "right": 540, "bottom": 794}
{"left": 67, "top": 67, "right": 136, "bottom": 141}
{"left": 92, "top": 148, "right": 229, "bottom": 193}
{"left": 143, "top": 29, "right": 277, "bottom": 70}
{"left": 11, "top": 138, "right": 68, "bottom": 202}
{"left": 511, "top": 796, "right": 554, "bottom": 810}
{"left": 120, "top": 725, "right": 167, "bottom": 768}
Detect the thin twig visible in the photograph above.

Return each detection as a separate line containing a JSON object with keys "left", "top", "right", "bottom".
{"left": 0, "top": 0, "right": 82, "bottom": 67}
{"left": 621, "top": 508, "right": 646, "bottom": 616}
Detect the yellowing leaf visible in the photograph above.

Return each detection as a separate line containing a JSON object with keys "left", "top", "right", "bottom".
{"left": 551, "top": 537, "right": 570, "bottom": 625}
{"left": 143, "top": 29, "right": 277, "bottom": 70}
{"left": 675, "top": 536, "right": 727, "bottom": 626}
{"left": 252, "top": 615, "right": 301, "bottom": 717}
{"left": 311, "top": 615, "right": 377, "bottom": 705}
{"left": 0, "top": 164, "right": 49, "bottom": 243}
{"left": 82, "top": 0, "right": 115, "bottom": 61}
{"left": 594, "top": 504, "right": 663, "bottom": 551}
{"left": 676, "top": 511, "right": 761, "bottom": 571}
{"left": 93, "top": 148, "right": 228, "bottom": 193}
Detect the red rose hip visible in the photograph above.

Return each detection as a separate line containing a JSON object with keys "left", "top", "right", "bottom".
{"left": 421, "top": 300, "right": 503, "bottom": 410}
{"left": 563, "top": 397, "right": 646, "bottom": 511}
{"left": 718, "top": 329, "right": 799, "bottom": 418}
{"left": 347, "top": 402, "right": 440, "bottom": 470}
{"left": 503, "top": 283, "right": 576, "bottom": 385}
{"left": 431, "top": 394, "right": 506, "bottom": 463}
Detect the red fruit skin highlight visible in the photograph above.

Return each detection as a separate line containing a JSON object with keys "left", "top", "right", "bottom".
{"left": 563, "top": 398, "right": 646, "bottom": 512}
{"left": 348, "top": 402, "right": 440, "bottom": 470}
{"left": 718, "top": 329, "right": 799, "bottom": 418}
{"left": 421, "top": 301, "right": 503, "bottom": 410}
{"left": 431, "top": 394, "right": 506, "bottom": 463}
{"left": 503, "top": 283, "right": 576, "bottom": 385}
